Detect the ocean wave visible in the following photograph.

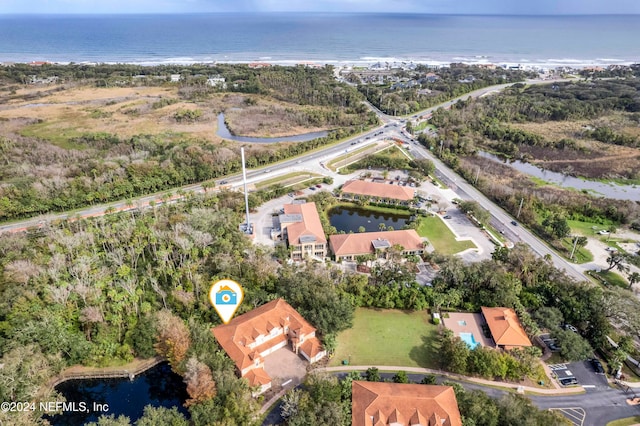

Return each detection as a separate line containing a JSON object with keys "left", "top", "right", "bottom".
{"left": 7, "top": 54, "right": 636, "bottom": 70}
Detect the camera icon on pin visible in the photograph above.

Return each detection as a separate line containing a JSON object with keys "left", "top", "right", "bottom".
{"left": 215, "top": 286, "right": 237, "bottom": 305}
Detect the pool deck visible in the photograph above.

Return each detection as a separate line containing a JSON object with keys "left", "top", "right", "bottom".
{"left": 442, "top": 312, "right": 494, "bottom": 348}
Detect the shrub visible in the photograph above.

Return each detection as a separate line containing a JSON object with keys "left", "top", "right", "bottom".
{"left": 174, "top": 108, "right": 203, "bottom": 122}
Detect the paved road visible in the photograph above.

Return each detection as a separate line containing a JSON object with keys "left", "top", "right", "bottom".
{"left": 0, "top": 77, "right": 573, "bottom": 255}
{"left": 404, "top": 140, "right": 587, "bottom": 282}
{"left": 325, "top": 367, "right": 638, "bottom": 426}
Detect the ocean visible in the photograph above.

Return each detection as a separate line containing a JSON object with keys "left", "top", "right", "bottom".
{"left": 1, "top": 13, "right": 639, "bottom": 68}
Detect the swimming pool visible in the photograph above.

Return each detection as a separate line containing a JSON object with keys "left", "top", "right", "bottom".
{"left": 459, "top": 332, "right": 480, "bottom": 350}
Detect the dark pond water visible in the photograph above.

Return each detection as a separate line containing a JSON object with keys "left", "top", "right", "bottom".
{"left": 328, "top": 205, "right": 411, "bottom": 233}
{"left": 46, "top": 362, "right": 188, "bottom": 425}
{"left": 477, "top": 151, "right": 640, "bottom": 201}
{"left": 216, "top": 113, "right": 328, "bottom": 143}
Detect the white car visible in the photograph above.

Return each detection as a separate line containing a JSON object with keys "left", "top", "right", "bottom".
{"left": 597, "top": 230, "right": 610, "bottom": 235}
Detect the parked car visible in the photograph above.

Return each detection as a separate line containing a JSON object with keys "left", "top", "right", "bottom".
{"left": 597, "top": 230, "right": 610, "bottom": 235}
{"left": 563, "top": 324, "right": 578, "bottom": 333}
{"left": 219, "top": 180, "right": 228, "bottom": 185}
{"left": 543, "top": 338, "right": 559, "bottom": 352}
{"left": 309, "top": 187, "right": 316, "bottom": 191}
{"left": 559, "top": 377, "right": 578, "bottom": 386}
{"left": 590, "top": 358, "right": 605, "bottom": 374}
{"left": 443, "top": 215, "right": 452, "bottom": 219}
{"left": 315, "top": 184, "right": 322, "bottom": 188}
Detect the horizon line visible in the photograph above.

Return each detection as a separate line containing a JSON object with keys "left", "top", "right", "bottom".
{"left": 2, "top": 11, "right": 640, "bottom": 17}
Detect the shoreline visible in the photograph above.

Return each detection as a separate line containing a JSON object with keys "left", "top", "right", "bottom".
{"left": 41, "top": 356, "right": 165, "bottom": 396}
{"left": 2, "top": 57, "right": 636, "bottom": 71}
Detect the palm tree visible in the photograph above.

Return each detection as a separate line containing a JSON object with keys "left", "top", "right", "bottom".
{"left": 378, "top": 223, "right": 387, "bottom": 231}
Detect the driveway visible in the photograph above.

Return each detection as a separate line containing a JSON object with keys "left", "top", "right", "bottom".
{"left": 253, "top": 195, "right": 293, "bottom": 247}
{"left": 263, "top": 347, "right": 308, "bottom": 388}
{"left": 580, "top": 231, "right": 640, "bottom": 286}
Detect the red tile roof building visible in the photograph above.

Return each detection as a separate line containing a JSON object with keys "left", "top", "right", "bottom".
{"left": 329, "top": 230, "right": 425, "bottom": 261}
{"left": 481, "top": 306, "right": 532, "bottom": 350}
{"left": 351, "top": 381, "right": 463, "bottom": 426}
{"left": 341, "top": 180, "right": 416, "bottom": 203}
{"left": 280, "top": 202, "right": 327, "bottom": 261}
{"left": 212, "top": 299, "right": 325, "bottom": 395}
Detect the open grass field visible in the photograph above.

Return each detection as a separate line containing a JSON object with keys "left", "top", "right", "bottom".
{"left": 329, "top": 308, "right": 440, "bottom": 368}
{"left": 0, "top": 85, "right": 221, "bottom": 143}
{"left": 416, "top": 216, "right": 477, "bottom": 255}
{"left": 0, "top": 84, "right": 335, "bottom": 147}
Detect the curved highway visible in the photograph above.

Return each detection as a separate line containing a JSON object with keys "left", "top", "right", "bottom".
{"left": 1, "top": 76, "right": 586, "bottom": 284}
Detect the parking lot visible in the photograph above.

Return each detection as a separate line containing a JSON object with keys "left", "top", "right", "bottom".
{"left": 549, "top": 361, "right": 609, "bottom": 391}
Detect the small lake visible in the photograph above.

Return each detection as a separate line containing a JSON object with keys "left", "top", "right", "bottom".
{"left": 328, "top": 205, "right": 411, "bottom": 233}
{"left": 216, "top": 113, "right": 328, "bottom": 143}
{"left": 46, "top": 362, "right": 188, "bottom": 425}
{"left": 477, "top": 151, "right": 640, "bottom": 202}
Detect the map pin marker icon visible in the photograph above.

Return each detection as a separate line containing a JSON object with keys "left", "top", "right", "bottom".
{"left": 209, "top": 279, "right": 244, "bottom": 324}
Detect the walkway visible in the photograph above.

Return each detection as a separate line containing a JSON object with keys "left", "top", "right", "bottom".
{"left": 315, "top": 365, "right": 584, "bottom": 395}
{"left": 42, "top": 356, "right": 164, "bottom": 396}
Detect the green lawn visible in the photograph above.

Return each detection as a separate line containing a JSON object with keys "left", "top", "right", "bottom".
{"left": 568, "top": 219, "right": 613, "bottom": 236}
{"left": 591, "top": 270, "right": 629, "bottom": 289}
{"left": 607, "top": 417, "right": 640, "bottom": 426}
{"left": 560, "top": 238, "right": 594, "bottom": 264}
{"left": 413, "top": 121, "right": 436, "bottom": 132}
{"left": 416, "top": 216, "right": 476, "bottom": 255}
{"left": 330, "top": 308, "right": 440, "bottom": 368}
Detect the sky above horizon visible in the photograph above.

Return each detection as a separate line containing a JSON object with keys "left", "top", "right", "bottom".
{"left": 1, "top": 0, "right": 640, "bottom": 15}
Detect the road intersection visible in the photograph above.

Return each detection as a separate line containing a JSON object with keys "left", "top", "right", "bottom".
{"left": 0, "top": 78, "right": 588, "bottom": 283}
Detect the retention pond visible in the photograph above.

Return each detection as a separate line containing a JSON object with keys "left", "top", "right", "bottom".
{"left": 46, "top": 362, "right": 188, "bottom": 425}
{"left": 328, "top": 205, "right": 411, "bottom": 233}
